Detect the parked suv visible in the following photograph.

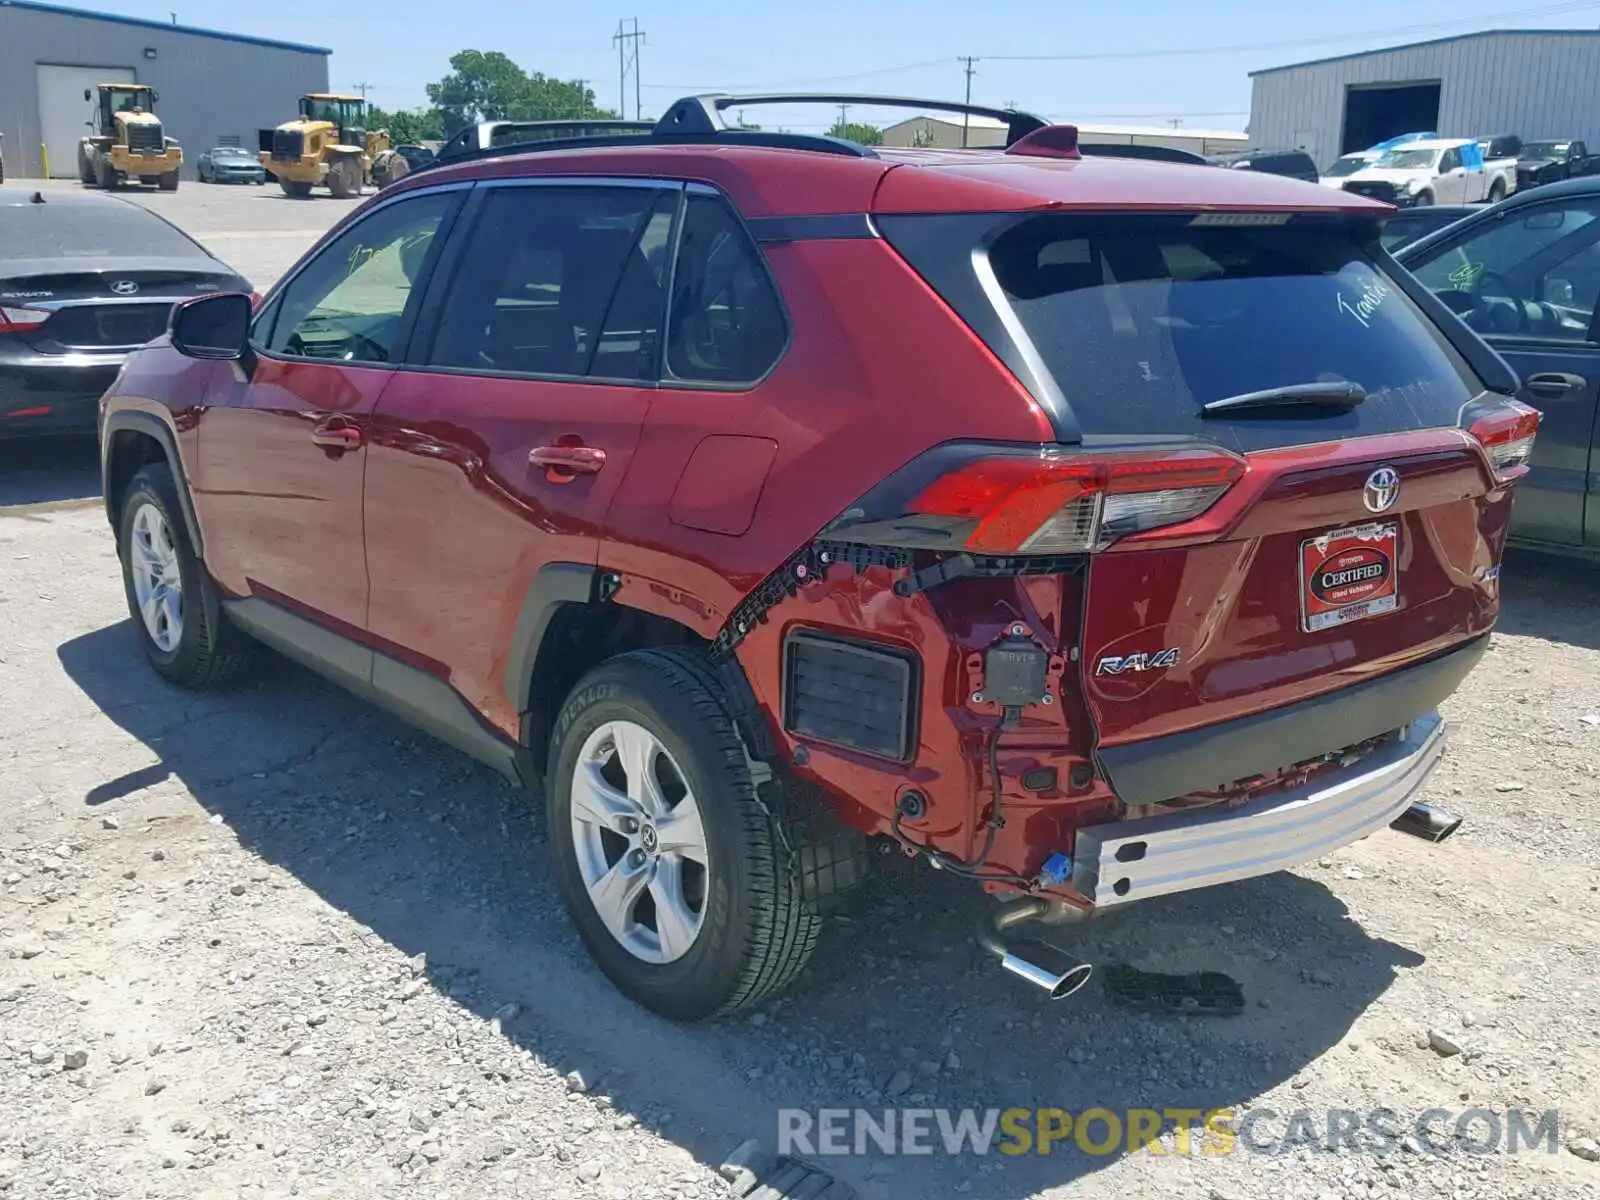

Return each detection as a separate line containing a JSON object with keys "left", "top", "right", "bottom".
{"left": 100, "top": 94, "right": 1537, "bottom": 1022}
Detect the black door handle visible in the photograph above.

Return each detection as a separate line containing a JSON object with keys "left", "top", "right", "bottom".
{"left": 1526, "top": 372, "right": 1587, "bottom": 395}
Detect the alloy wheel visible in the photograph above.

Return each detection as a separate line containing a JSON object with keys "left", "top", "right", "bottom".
{"left": 129, "top": 502, "right": 183, "bottom": 652}
{"left": 569, "top": 720, "right": 709, "bottom": 964}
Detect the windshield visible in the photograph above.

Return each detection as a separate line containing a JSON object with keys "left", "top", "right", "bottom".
{"left": 1377, "top": 148, "right": 1440, "bottom": 170}
{"left": 104, "top": 87, "right": 151, "bottom": 113}
{"left": 1322, "top": 155, "right": 1371, "bottom": 177}
{"left": 0, "top": 200, "right": 208, "bottom": 259}
{"left": 301, "top": 98, "right": 364, "bottom": 128}
{"left": 1521, "top": 142, "right": 1568, "bottom": 158}
{"left": 212, "top": 147, "right": 252, "bottom": 157}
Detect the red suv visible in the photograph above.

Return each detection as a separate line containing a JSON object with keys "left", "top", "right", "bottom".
{"left": 99, "top": 95, "right": 1538, "bottom": 1021}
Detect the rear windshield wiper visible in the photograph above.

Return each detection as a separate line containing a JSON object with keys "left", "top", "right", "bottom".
{"left": 1201, "top": 382, "right": 1366, "bottom": 416}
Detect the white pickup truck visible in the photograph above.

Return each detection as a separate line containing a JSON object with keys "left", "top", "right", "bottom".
{"left": 1338, "top": 138, "right": 1503, "bottom": 207}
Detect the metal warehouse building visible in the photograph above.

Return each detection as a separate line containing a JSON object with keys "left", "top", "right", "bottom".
{"left": 1248, "top": 29, "right": 1600, "bottom": 173}
{"left": 0, "top": 0, "right": 329, "bottom": 179}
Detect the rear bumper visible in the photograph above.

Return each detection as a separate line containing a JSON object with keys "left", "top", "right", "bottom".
{"left": 109, "top": 148, "right": 181, "bottom": 172}
{"left": 0, "top": 343, "right": 123, "bottom": 436}
{"left": 1095, "top": 634, "right": 1488, "bottom": 806}
{"left": 1072, "top": 712, "right": 1447, "bottom": 907}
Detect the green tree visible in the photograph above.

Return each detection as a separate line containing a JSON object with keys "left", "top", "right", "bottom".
{"left": 825, "top": 120, "right": 884, "bottom": 146}
{"left": 424, "top": 50, "right": 615, "bottom": 134}
{"left": 367, "top": 105, "right": 444, "bottom": 145}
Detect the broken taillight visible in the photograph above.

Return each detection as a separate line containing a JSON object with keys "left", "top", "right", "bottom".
{"left": 1462, "top": 396, "right": 1540, "bottom": 482}
{"left": 831, "top": 445, "right": 1244, "bottom": 554}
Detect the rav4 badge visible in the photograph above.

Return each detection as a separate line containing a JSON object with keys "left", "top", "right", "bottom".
{"left": 1095, "top": 648, "right": 1181, "bottom": 676}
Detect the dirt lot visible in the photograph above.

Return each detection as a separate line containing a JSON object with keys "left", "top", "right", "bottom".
{"left": 2, "top": 181, "right": 1599, "bottom": 1200}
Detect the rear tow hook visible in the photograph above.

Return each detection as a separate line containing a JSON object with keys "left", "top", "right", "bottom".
{"left": 977, "top": 897, "right": 1094, "bottom": 1000}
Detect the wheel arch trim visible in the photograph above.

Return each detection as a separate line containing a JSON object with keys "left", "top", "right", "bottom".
{"left": 101, "top": 409, "right": 205, "bottom": 560}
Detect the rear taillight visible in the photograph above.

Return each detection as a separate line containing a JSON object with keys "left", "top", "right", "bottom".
{"left": 839, "top": 445, "right": 1244, "bottom": 555}
{"left": 0, "top": 306, "right": 49, "bottom": 334}
{"left": 1463, "top": 396, "right": 1540, "bottom": 482}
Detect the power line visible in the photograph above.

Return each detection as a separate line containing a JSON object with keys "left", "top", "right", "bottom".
{"left": 959, "top": 56, "right": 977, "bottom": 147}
{"left": 640, "top": 56, "right": 952, "bottom": 92}
{"left": 613, "top": 18, "right": 646, "bottom": 120}
{"left": 982, "top": 0, "right": 1600, "bottom": 61}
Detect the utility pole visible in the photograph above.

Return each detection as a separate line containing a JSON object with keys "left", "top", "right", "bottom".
{"left": 613, "top": 19, "right": 646, "bottom": 120}
{"left": 573, "top": 79, "right": 593, "bottom": 119}
{"left": 351, "top": 82, "right": 372, "bottom": 100}
{"left": 959, "top": 56, "right": 978, "bottom": 147}
{"left": 837, "top": 103, "right": 849, "bottom": 133}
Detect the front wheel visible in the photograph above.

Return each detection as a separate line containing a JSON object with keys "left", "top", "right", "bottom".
{"left": 279, "top": 178, "right": 313, "bottom": 198}
{"left": 546, "top": 648, "right": 821, "bottom": 1021}
{"left": 326, "top": 157, "right": 361, "bottom": 198}
{"left": 158, "top": 171, "right": 179, "bottom": 192}
{"left": 117, "top": 464, "right": 251, "bottom": 688}
{"left": 1412, "top": 189, "right": 1433, "bottom": 207}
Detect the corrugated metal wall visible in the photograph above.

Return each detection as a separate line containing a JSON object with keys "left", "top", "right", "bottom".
{"left": 1249, "top": 33, "right": 1600, "bottom": 172}
{"left": 0, "top": 5, "right": 329, "bottom": 178}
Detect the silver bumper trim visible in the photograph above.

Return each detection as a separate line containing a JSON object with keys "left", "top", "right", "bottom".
{"left": 1072, "top": 713, "right": 1447, "bottom": 908}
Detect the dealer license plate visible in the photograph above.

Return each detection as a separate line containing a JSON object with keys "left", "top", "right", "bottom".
{"left": 1300, "top": 521, "right": 1400, "bottom": 633}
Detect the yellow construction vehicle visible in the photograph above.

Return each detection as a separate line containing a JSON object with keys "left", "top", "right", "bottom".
{"left": 258, "top": 94, "right": 408, "bottom": 199}
{"left": 77, "top": 84, "right": 182, "bottom": 191}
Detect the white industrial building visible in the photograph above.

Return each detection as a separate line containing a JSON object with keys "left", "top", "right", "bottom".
{"left": 0, "top": 0, "right": 330, "bottom": 179}
{"left": 1249, "top": 29, "right": 1600, "bottom": 173}
{"left": 881, "top": 114, "right": 1247, "bottom": 156}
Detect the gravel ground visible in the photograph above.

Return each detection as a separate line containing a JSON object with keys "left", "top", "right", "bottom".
{"left": 2, "top": 182, "right": 1599, "bottom": 1200}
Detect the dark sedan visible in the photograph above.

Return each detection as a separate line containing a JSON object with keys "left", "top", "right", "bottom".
{"left": 0, "top": 188, "right": 251, "bottom": 438}
{"left": 197, "top": 146, "right": 266, "bottom": 184}
{"left": 1397, "top": 174, "right": 1600, "bottom": 555}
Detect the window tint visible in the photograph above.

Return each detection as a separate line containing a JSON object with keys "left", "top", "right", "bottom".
{"left": 266, "top": 192, "right": 455, "bottom": 363}
{"left": 1408, "top": 200, "right": 1600, "bottom": 342}
{"left": 427, "top": 186, "right": 675, "bottom": 380}
{"left": 880, "top": 212, "right": 1481, "bottom": 452}
{"left": 664, "top": 194, "right": 787, "bottom": 386}
{"left": 1440, "top": 148, "right": 1459, "bottom": 172}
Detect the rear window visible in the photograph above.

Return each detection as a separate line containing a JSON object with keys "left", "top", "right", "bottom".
{"left": 0, "top": 199, "right": 206, "bottom": 260}
{"left": 882, "top": 212, "right": 1481, "bottom": 450}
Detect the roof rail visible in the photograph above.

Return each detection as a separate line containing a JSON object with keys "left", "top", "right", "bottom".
{"left": 656, "top": 92, "right": 1050, "bottom": 148}
{"left": 408, "top": 92, "right": 1056, "bottom": 174}
{"left": 1078, "top": 143, "right": 1210, "bottom": 166}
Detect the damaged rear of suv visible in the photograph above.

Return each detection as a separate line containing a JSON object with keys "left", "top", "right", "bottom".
{"left": 105, "top": 94, "right": 1536, "bottom": 1023}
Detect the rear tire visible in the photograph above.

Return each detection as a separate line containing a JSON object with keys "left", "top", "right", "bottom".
{"left": 1488, "top": 179, "right": 1506, "bottom": 203}
{"left": 280, "top": 178, "right": 313, "bottom": 198}
{"left": 158, "top": 171, "right": 179, "bottom": 192}
{"left": 546, "top": 648, "right": 821, "bottom": 1021}
{"left": 95, "top": 158, "right": 117, "bottom": 190}
{"left": 117, "top": 464, "right": 252, "bottom": 689}
{"left": 327, "top": 157, "right": 360, "bottom": 199}
{"left": 77, "top": 147, "right": 94, "bottom": 185}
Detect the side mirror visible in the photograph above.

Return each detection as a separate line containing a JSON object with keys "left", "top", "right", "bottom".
{"left": 151, "top": 90, "right": 160, "bottom": 103}
{"left": 83, "top": 88, "right": 91, "bottom": 101}
{"left": 170, "top": 292, "right": 252, "bottom": 360}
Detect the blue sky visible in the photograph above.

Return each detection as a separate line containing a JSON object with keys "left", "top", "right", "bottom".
{"left": 51, "top": 0, "right": 1600, "bottom": 131}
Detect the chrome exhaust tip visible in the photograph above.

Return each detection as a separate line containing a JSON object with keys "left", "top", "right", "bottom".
{"left": 996, "top": 952, "right": 1095, "bottom": 1000}
{"left": 978, "top": 897, "right": 1094, "bottom": 1000}
{"left": 1390, "top": 801, "right": 1463, "bottom": 843}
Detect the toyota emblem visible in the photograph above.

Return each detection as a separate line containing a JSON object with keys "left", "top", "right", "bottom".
{"left": 1363, "top": 467, "right": 1401, "bottom": 514}
{"left": 110, "top": 279, "right": 139, "bottom": 295}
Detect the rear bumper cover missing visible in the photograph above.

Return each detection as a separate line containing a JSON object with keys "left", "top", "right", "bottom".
{"left": 1072, "top": 712, "right": 1447, "bottom": 908}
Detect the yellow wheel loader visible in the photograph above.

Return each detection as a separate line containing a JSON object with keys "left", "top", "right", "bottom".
{"left": 78, "top": 84, "right": 182, "bottom": 191}
{"left": 258, "top": 94, "right": 409, "bottom": 199}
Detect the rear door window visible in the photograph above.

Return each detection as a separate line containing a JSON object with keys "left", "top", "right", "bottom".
{"left": 905, "top": 213, "right": 1478, "bottom": 450}
{"left": 424, "top": 184, "right": 677, "bottom": 381}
